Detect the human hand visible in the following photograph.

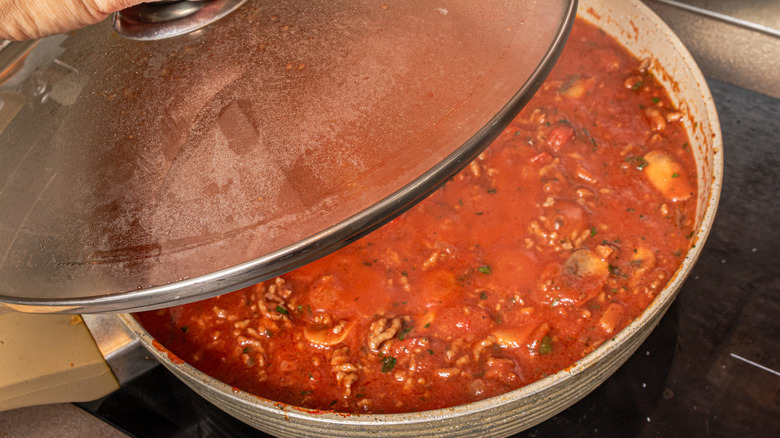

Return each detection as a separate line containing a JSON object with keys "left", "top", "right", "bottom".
{"left": 0, "top": 0, "right": 146, "bottom": 41}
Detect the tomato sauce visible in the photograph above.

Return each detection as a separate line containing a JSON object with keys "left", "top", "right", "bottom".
{"left": 136, "top": 19, "right": 698, "bottom": 414}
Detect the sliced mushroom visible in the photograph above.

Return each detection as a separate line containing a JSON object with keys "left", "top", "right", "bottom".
{"left": 304, "top": 320, "right": 354, "bottom": 346}
{"left": 491, "top": 324, "right": 538, "bottom": 349}
{"left": 563, "top": 249, "right": 609, "bottom": 278}
{"left": 629, "top": 246, "right": 657, "bottom": 287}
{"left": 559, "top": 76, "right": 595, "bottom": 99}
{"left": 643, "top": 150, "right": 694, "bottom": 201}
{"left": 598, "top": 302, "right": 625, "bottom": 334}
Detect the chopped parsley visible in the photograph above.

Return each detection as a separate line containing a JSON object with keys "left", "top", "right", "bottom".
{"left": 672, "top": 172, "right": 680, "bottom": 178}
{"left": 243, "top": 347, "right": 251, "bottom": 354}
{"left": 631, "top": 80, "right": 643, "bottom": 91}
{"left": 538, "top": 335, "right": 554, "bottom": 355}
{"left": 590, "top": 226, "right": 598, "bottom": 237}
{"left": 652, "top": 97, "right": 661, "bottom": 103}
{"left": 625, "top": 156, "right": 649, "bottom": 170}
{"left": 381, "top": 356, "right": 397, "bottom": 373}
{"left": 480, "top": 291, "right": 488, "bottom": 300}
{"left": 478, "top": 265, "right": 492, "bottom": 275}
{"left": 397, "top": 326, "right": 413, "bottom": 340}
{"left": 180, "top": 326, "right": 188, "bottom": 333}
{"left": 274, "top": 305, "right": 288, "bottom": 315}
{"left": 487, "top": 188, "right": 497, "bottom": 194}
{"left": 424, "top": 322, "right": 431, "bottom": 328}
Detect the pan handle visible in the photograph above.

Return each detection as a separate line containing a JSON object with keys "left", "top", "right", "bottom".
{"left": 0, "top": 312, "right": 119, "bottom": 412}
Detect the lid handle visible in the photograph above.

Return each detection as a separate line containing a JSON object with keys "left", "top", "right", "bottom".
{"left": 111, "top": 0, "right": 247, "bottom": 40}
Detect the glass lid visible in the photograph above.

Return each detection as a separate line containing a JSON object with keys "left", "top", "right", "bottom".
{"left": 0, "top": 0, "right": 576, "bottom": 313}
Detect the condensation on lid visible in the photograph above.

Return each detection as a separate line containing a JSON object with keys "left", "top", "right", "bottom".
{"left": 0, "top": 0, "right": 576, "bottom": 313}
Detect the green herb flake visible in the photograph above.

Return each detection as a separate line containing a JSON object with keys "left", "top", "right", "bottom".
{"left": 538, "top": 335, "right": 554, "bottom": 355}
{"left": 401, "top": 271, "right": 408, "bottom": 277}
{"left": 330, "top": 400, "right": 337, "bottom": 406}
{"left": 682, "top": 142, "right": 689, "bottom": 149}
{"left": 274, "top": 305, "right": 289, "bottom": 315}
{"left": 381, "top": 356, "right": 397, "bottom": 373}
{"left": 551, "top": 297, "right": 560, "bottom": 307}
{"left": 398, "top": 326, "right": 413, "bottom": 341}
{"left": 428, "top": 349, "right": 434, "bottom": 355}
{"left": 590, "top": 226, "right": 598, "bottom": 237}
{"left": 625, "top": 156, "right": 649, "bottom": 170}
{"left": 300, "top": 390, "right": 312, "bottom": 396}
{"left": 652, "top": 97, "right": 661, "bottom": 103}
{"left": 487, "top": 188, "right": 497, "bottom": 194}
{"left": 478, "top": 265, "right": 492, "bottom": 275}
{"left": 424, "top": 322, "right": 431, "bottom": 328}
{"left": 180, "top": 326, "right": 188, "bottom": 333}
{"left": 631, "top": 80, "right": 643, "bottom": 91}
{"left": 672, "top": 172, "right": 680, "bottom": 178}
{"left": 243, "top": 347, "right": 251, "bottom": 354}
{"left": 480, "top": 291, "right": 488, "bottom": 300}
{"left": 475, "top": 212, "right": 484, "bottom": 216}
{"left": 686, "top": 231, "right": 695, "bottom": 239}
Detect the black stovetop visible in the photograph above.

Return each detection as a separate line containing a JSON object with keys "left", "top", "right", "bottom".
{"left": 77, "top": 78, "right": 780, "bottom": 438}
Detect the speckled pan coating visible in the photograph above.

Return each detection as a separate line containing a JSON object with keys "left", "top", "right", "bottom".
{"left": 120, "top": 0, "right": 723, "bottom": 436}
